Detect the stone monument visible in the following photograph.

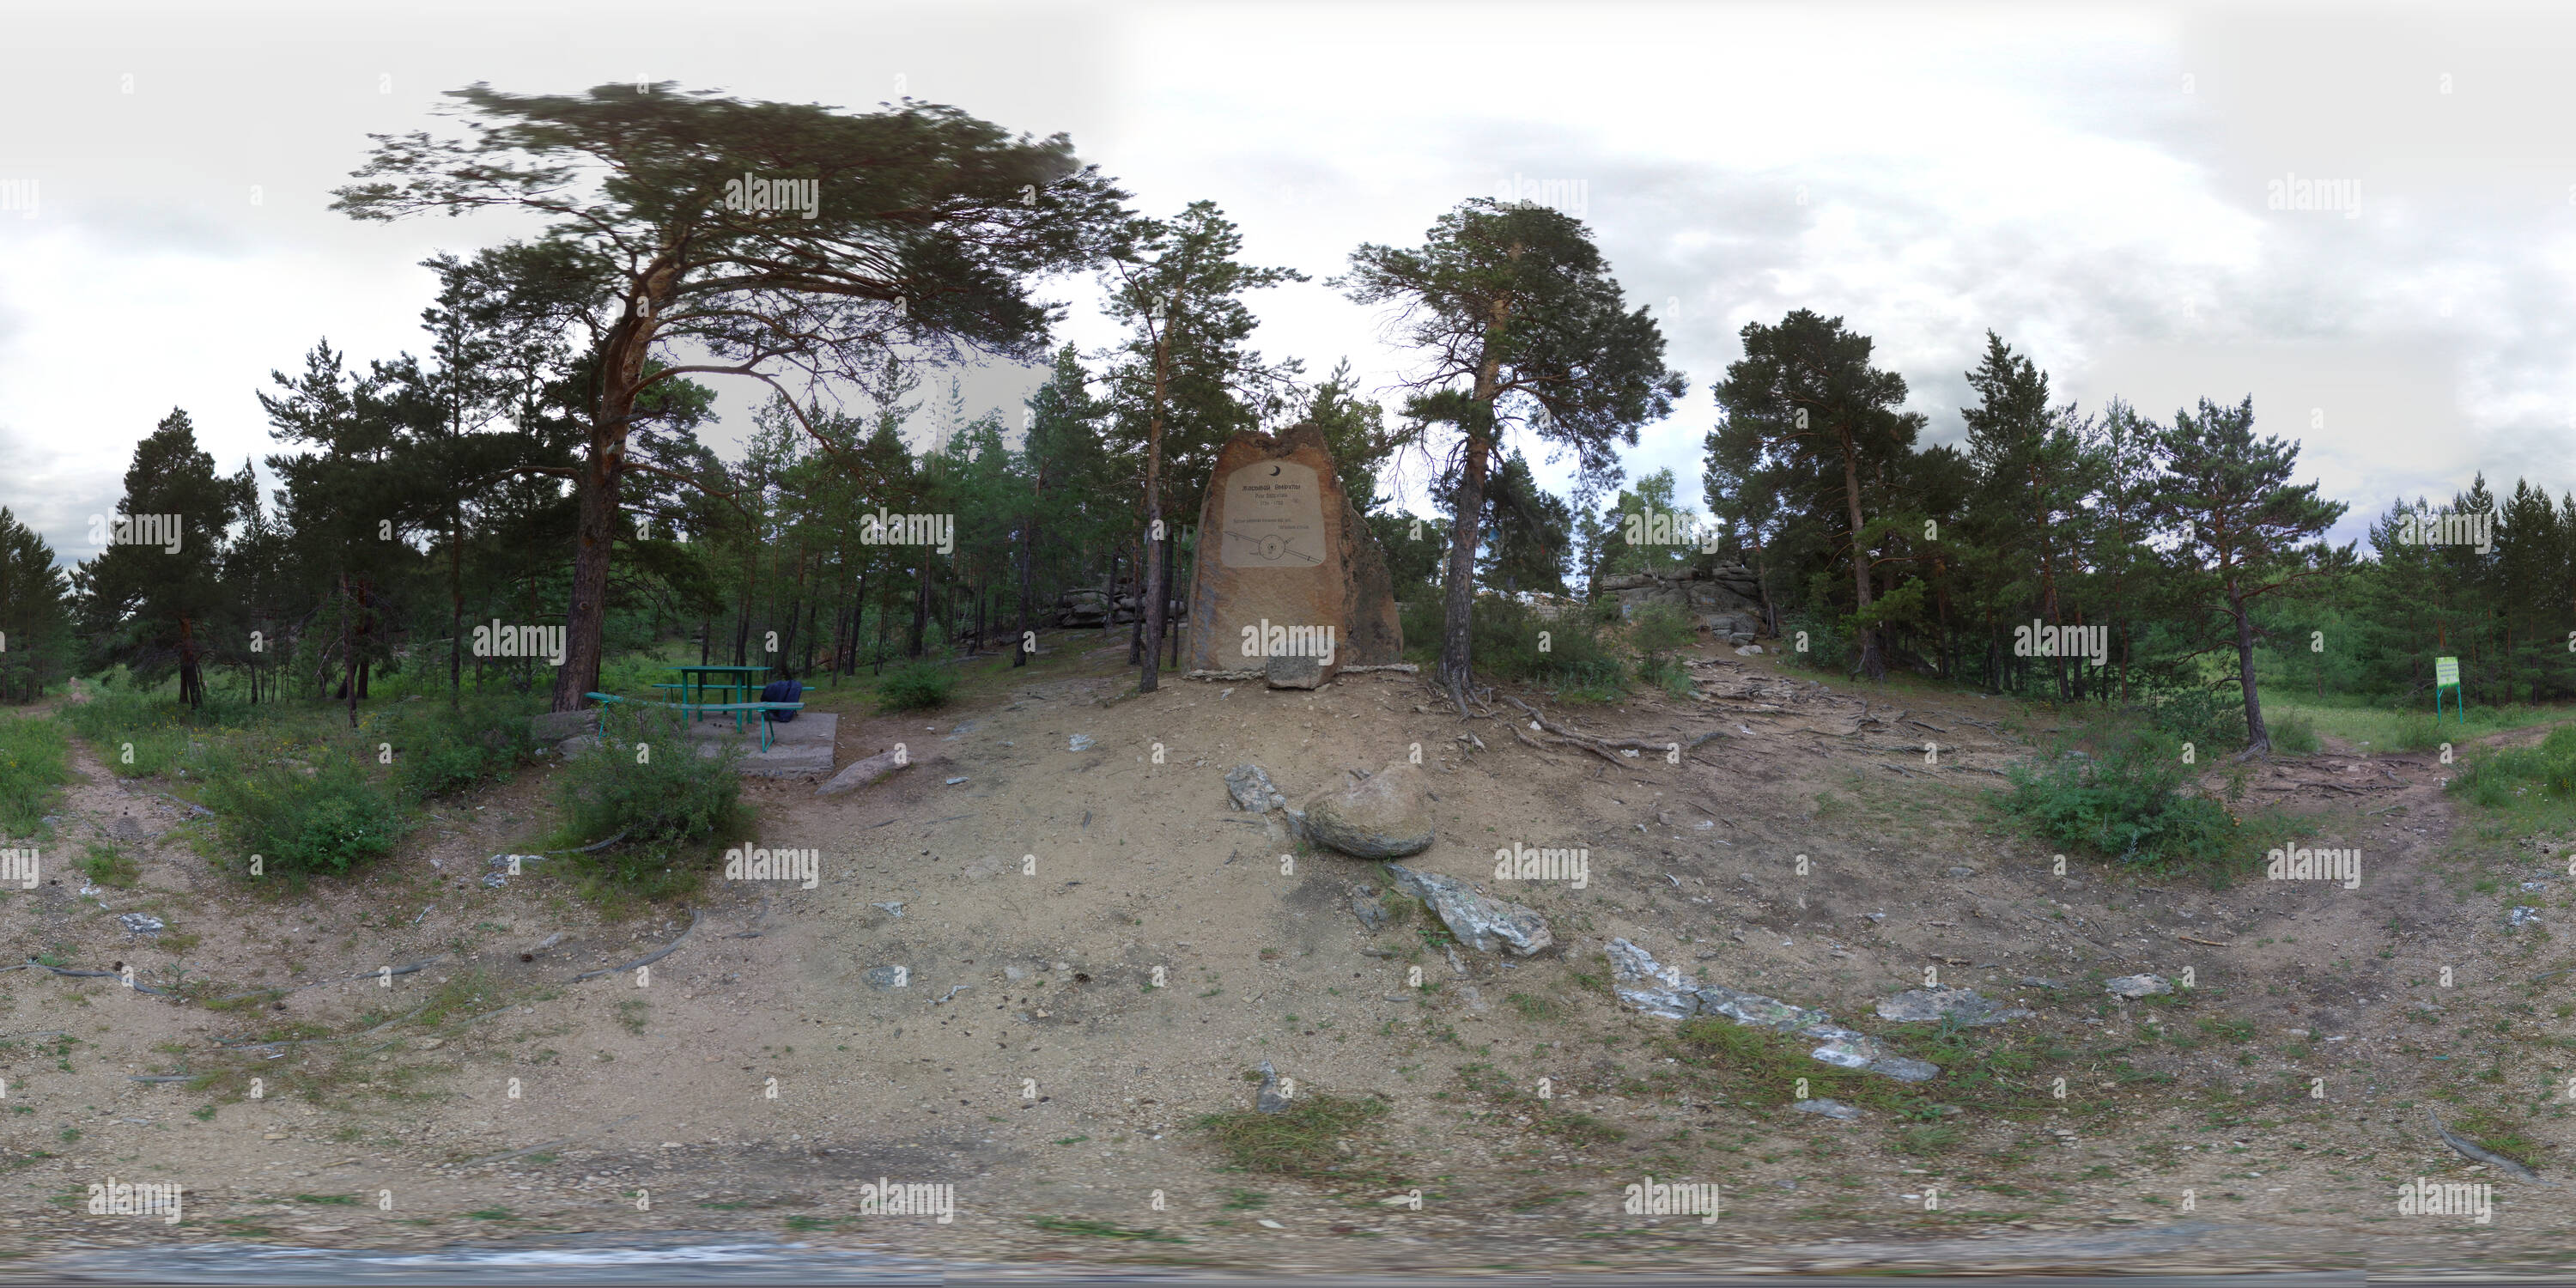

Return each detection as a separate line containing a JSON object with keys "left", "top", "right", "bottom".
{"left": 1184, "top": 424, "right": 1400, "bottom": 686}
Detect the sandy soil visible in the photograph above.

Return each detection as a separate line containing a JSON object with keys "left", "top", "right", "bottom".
{"left": 2, "top": 635, "right": 2573, "bottom": 1276}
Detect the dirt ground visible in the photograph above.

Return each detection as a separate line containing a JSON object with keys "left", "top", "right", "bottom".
{"left": 3, "top": 630, "right": 2573, "bottom": 1276}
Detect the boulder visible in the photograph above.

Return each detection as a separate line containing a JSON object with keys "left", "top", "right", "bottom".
{"left": 1264, "top": 654, "right": 1324, "bottom": 690}
{"left": 816, "top": 748, "right": 908, "bottom": 797}
{"left": 1385, "top": 863, "right": 1553, "bottom": 956}
{"left": 1297, "top": 762, "right": 1434, "bottom": 859}
{"left": 1182, "top": 423, "right": 1402, "bottom": 681}
{"left": 2106, "top": 974, "right": 2172, "bottom": 999}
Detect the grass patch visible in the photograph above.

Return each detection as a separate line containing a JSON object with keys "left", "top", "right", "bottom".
{"left": 1195, "top": 1091, "right": 1406, "bottom": 1189}
{"left": 2267, "top": 714, "right": 2319, "bottom": 756}
{"left": 0, "top": 712, "right": 70, "bottom": 835}
{"left": 2450, "top": 1109, "right": 2543, "bottom": 1165}
{"left": 1030, "top": 1216, "right": 1186, "bottom": 1242}
{"left": 2448, "top": 724, "right": 2576, "bottom": 811}
{"left": 79, "top": 841, "right": 139, "bottom": 889}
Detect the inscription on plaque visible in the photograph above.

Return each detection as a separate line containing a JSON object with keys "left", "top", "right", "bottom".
{"left": 1218, "top": 459, "right": 1326, "bottom": 568}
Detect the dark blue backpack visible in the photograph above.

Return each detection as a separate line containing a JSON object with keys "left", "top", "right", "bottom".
{"left": 761, "top": 678, "right": 803, "bottom": 721}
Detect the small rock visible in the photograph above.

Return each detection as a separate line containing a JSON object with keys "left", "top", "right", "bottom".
{"left": 1387, "top": 864, "right": 1552, "bottom": 956}
{"left": 1792, "top": 1098, "right": 1864, "bottom": 1120}
{"left": 1734, "top": 644, "right": 1764, "bottom": 656}
{"left": 1255, "top": 1061, "right": 1291, "bottom": 1114}
{"left": 944, "top": 776, "right": 967, "bottom": 786}
{"left": 1874, "top": 987, "right": 2032, "bottom": 1026}
{"left": 1004, "top": 966, "right": 1026, "bottom": 981}
{"left": 862, "top": 966, "right": 908, "bottom": 990}
{"left": 118, "top": 913, "right": 165, "bottom": 934}
{"left": 2509, "top": 906, "right": 2543, "bottom": 929}
{"left": 872, "top": 902, "right": 905, "bottom": 918}
{"left": 481, "top": 873, "right": 507, "bottom": 889}
{"left": 1298, "top": 762, "right": 1435, "bottom": 859}
{"left": 2017, "top": 976, "right": 2063, "bottom": 989}
{"left": 1350, "top": 895, "right": 1388, "bottom": 932}
{"left": 1225, "top": 764, "right": 1288, "bottom": 813}
{"left": 1068, "top": 733, "right": 1096, "bottom": 752}
{"left": 408, "top": 1037, "right": 443, "bottom": 1051}
{"left": 2105, "top": 974, "right": 2172, "bottom": 999}
{"left": 1945, "top": 865, "right": 1978, "bottom": 878}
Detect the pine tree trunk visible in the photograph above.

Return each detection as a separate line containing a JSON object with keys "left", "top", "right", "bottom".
{"left": 2233, "top": 586, "right": 2269, "bottom": 752}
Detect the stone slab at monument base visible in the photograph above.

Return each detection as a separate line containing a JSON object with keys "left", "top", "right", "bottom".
{"left": 1183, "top": 423, "right": 1400, "bottom": 684}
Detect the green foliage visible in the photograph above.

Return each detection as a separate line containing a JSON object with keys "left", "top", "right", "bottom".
{"left": 2142, "top": 684, "right": 2248, "bottom": 751}
{"left": 550, "top": 704, "right": 743, "bottom": 895}
{"left": 874, "top": 662, "right": 955, "bottom": 713}
{"left": 79, "top": 842, "right": 138, "bottom": 889}
{"left": 381, "top": 694, "right": 541, "bottom": 802}
{"left": 0, "top": 712, "right": 69, "bottom": 835}
{"left": 203, "top": 755, "right": 409, "bottom": 878}
{"left": 2447, "top": 725, "right": 2576, "bottom": 808}
{"left": 1406, "top": 597, "right": 1625, "bottom": 699}
{"left": 0, "top": 507, "right": 73, "bottom": 704}
{"left": 2267, "top": 713, "right": 2318, "bottom": 755}
{"left": 2002, "top": 733, "right": 2249, "bottom": 874}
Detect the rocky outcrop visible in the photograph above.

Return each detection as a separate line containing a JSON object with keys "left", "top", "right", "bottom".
{"left": 1595, "top": 561, "right": 1766, "bottom": 642}
{"left": 1385, "top": 863, "right": 1552, "bottom": 956}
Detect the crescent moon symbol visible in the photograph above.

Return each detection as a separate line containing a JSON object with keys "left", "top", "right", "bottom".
{"left": 1269, "top": 465, "right": 1282, "bottom": 476}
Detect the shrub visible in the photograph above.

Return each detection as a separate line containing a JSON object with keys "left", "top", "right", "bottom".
{"left": 2267, "top": 714, "right": 2319, "bottom": 755}
{"left": 1626, "top": 605, "right": 1699, "bottom": 699}
{"left": 380, "top": 695, "right": 540, "bottom": 802}
{"left": 1406, "top": 596, "right": 1626, "bottom": 699}
{"left": 874, "top": 663, "right": 954, "bottom": 713}
{"left": 550, "top": 704, "right": 743, "bottom": 896}
{"left": 2002, "top": 732, "right": 2245, "bottom": 873}
{"left": 2144, "top": 685, "right": 2247, "bottom": 752}
{"left": 203, "top": 756, "right": 410, "bottom": 877}
{"left": 0, "top": 712, "right": 69, "bottom": 835}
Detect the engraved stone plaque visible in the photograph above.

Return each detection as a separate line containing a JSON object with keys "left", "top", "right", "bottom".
{"left": 1218, "top": 459, "right": 1326, "bottom": 568}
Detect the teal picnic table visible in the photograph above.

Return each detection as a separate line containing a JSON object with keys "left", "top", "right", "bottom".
{"left": 665, "top": 665, "right": 772, "bottom": 714}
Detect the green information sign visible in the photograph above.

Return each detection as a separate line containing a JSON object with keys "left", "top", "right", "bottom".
{"left": 2436, "top": 655, "right": 2463, "bottom": 722}
{"left": 2435, "top": 656, "right": 2460, "bottom": 687}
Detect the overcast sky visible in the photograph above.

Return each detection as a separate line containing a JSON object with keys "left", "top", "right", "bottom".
{"left": 7, "top": 1, "right": 2576, "bottom": 568}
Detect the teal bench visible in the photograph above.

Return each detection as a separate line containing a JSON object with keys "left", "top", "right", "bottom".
{"left": 585, "top": 692, "right": 805, "bottom": 752}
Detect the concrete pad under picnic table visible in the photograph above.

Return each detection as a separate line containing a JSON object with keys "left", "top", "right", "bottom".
{"left": 685, "top": 710, "right": 837, "bottom": 778}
